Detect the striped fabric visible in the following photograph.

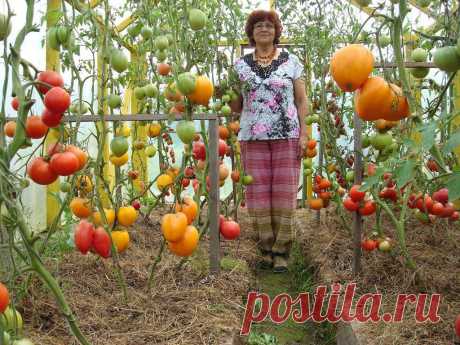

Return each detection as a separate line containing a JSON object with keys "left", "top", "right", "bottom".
{"left": 240, "top": 138, "right": 301, "bottom": 257}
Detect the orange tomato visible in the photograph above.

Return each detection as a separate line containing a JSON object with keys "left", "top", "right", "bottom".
{"left": 92, "top": 208, "right": 116, "bottom": 226}
{"left": 175, "top": 197, "right": 198, "bottom": 224}
{"left": 161, "top": 212, "right": 188, "bottom": 242}
{"left": 111, "top": 230, "right": 130, "bottom": 253}
{"left": 70, "top": 197, "right": 92, "bottom": 218}
{"left": 4, "top": 121, "right": 16, "bottom": 138}
{"left": 168, "top": 225, "right": 199, "bottom": 257}
{"left": 66, "top": 145, "right": 88, "bottom": 170}
{"left": 117, "top": 206, "right": 138, "bottom": 227}
{"left": 309, "top": 198, "right": 324, "bottom": 210}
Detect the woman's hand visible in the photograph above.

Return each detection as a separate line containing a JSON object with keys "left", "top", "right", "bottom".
{"left": 298, "top": 134, "right": 308, "bottom": 160}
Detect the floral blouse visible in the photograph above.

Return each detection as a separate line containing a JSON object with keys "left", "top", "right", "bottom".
{"left": 233, "top": 51, "right": 304, "bottom": 141}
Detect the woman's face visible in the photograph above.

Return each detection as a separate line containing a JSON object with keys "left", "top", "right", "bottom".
{"left": 252, "top": 20, "right": 275, "bottom": 46}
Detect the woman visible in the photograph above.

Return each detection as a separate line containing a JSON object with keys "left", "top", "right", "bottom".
{"left": 230, "top": 10, "right": 309, "bottom": 272}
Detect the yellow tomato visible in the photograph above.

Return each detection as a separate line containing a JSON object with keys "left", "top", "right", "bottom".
{"left": 110, "top": 152, "right": 129, "bottom": 166}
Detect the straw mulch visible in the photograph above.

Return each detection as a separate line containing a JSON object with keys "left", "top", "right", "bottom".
{"left": 296, "top": 206, "right": 460, "bottom": 345}
{"left": 23, "top": 205, "right": 259, "bottom": 345}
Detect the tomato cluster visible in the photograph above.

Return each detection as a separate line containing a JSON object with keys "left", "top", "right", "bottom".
{"left": 408, "top": 188, "right": 459, "bottom": 223}
{"left": 309, "top": 176, "right": 332, "bottom": 210}
{"left": 343, "top": 184, "right": 376, "bottom": 216}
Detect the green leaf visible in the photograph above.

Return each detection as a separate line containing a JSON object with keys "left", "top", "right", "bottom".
{"left": 394, "top": 159, "right": 416, "bottom": 188}
{"left": 419, "top": 122, "right": 436, "bottom": 151}
{"left": 442, "top": 130, "right": 460, "bottom": 154}
{"left": 446, "top": 172, "right": 460, "bottom": 201}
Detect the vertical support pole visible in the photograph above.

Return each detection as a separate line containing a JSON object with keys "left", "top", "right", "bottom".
{"left": 304, "top": 55, "right": 313, "bottom": 206}
{"left": 45, "top": 0, "right": 61, "bottom": 227}
{"left": 208, "top": 117, "right": 220, "bottom": 276}
{"left": 96, "top": 36, "right": 114, "bottom": 208}
{"left": 352, "top": 112, "right": 363, "bottom": 276}
{"left": 452, "top": 74, "right": 460, "bottom": 210}
{"left": 130, "top": 52, "right": 148, "bottom": 192}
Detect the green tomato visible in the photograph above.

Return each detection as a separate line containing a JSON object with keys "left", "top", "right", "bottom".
{"left": 144, "top": 84, "right": 158, "bottom": 98}
{"left": 140, "top": 26, "right": 153, "bottom": 40}
{"left": 345, "top": 170, "right": 354, "bottom": 182}
{"left": 411, "top": 47, "right": 428, "bottom": 62}
{"left": 188, "top": 8, "right": 207, "bottom": 31}
{"left": 56, "top": 26, "right": 70, "bottom": 45}
{"left": 176, "top": 120, "right": 196, "bottom": 144}
{"left": 110, "top": 136, "right": 129, "bottom": 157}
{"left": 145, "top": 145, "right": 157, "bottom": 157}
{"left": 127, "top": 23, "right": 142, "bottom": 37}
{"left": 311, "top": 114, "right": 320, "bottom": 123}
{"left": 156, "top": 50, "right": 167, "bottom": 62}
{"left": 107, "top": 94, "right": 122, "bottom": 109}
{"left": 110, "top": 49, "right": 129, "bottom": 73}
{"left": 154, "top": 36, "right": 169, "bottom": 50}
{"left": 221, "top": 105, "right": 231, "bottom": 116}
{"left": 305, "top": 117, "right": 314, "bottom": 126}
{"left": 177, "top": 72, "right": 197, "bottom": 95}
{"left": 409, "top": 67, "right": 429, "bottom": 79}
{"left": 46, "top": 27, "right": 60, "bottom": 51}
{"left": 0, "top": 307, "right": 23, "bottom": 332}
{"left": 2, "top": 331, "right": 11, "bottom": 345}
{"left": 362, "top": 135, "right": 371, "bottom": 148}
{"left": 303, "top": 159, "right": 312, "bottom": 169}
{"left": 134, "top": 86, "right": 146, "bottom": 100}
{"left": 60, "top": 182, "right": 71, "bottom": 193}
{"left": 212, "top": 101, "right": 222, "bottom": 111}
{"left": 370, "top": 133, "right": 393, "bottom": 151}
{"left": 221, "top": 94, "right": 231, "bottom": 103}
{"left": 241, "top": 175, "right": 254, "bottom": 185}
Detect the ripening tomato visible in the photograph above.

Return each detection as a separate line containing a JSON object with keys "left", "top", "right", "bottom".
{"left": 41, "top": 108, "right": 63, "bottom": 128}
{"left": 37, "top": 70, "right": 64, "bottom": 94}
{"left": 359, "top": 200, "right": 376, "bottom": 216}
{"left": 349, "top": 184, "right": 366, "bottom": 202}
{"left": 430, "top": 202, "right": 444, "bottom": 216}
{"left": 0, "top": 282, "right": 9, "bottom": 313}
{"left": 49, "top": 151, "right": 80, "bottom": 176}
{"left": 361, "top": 239, "right": 378, "bottom": 251}
{"left": 343, "top": 197, "right": 359, "bottom": 212}
{"left": 44, "top": 87, "right": 71, "bottom": 113}
{"left": 27, "top": 157, "right": 58, "bottom": 185}
{"left": 65, "top": 145, "right": 88, "bottom": 170}
{"left": 25, "top": 116, "right": 48, "bottom": 139}
{"left": 220, "top": 219, "right": 241, "bottom": 240}
{"left": 74, "top": 219, "right": 95, "bottom": 254}
{"left": 92, "top": 227, "right": 111, "bottom": 258}
{"left": 11, "top": 97, "right": 19, "bottom": 111}
{"left": 218, "top": 139, "right": 228, "bottom": 157}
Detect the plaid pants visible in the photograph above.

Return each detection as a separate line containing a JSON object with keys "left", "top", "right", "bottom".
{"left": 240, "top": 138, "right": 301, "bottom": 257}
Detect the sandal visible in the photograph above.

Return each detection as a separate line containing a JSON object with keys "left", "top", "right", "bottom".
{"left": 273, "top": 255, "right": 288, "bottom": 273}
{"left": 257, "top": 250, "right": 273, "bottom": 269}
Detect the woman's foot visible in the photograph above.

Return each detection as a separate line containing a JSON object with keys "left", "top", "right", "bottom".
{"left": 273, "top": 255, "right": 288, "bottom": 273}
{"left": 257, "top": 251, "right": 273, "bottom": 269}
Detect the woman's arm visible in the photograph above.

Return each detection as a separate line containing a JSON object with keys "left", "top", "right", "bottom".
{"left": 229, "top": 94, "right": 243, "bottom": 114}
{"left": 294, "top": 78, "right": 310, "bottom": 158}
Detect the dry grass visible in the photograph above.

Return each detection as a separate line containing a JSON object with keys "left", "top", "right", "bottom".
{"left": 296, "top": 206, "right": 460, "bottom": 345}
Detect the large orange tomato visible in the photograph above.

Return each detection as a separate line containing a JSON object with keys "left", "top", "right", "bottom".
{"left": 161, "top": 212, "right": 188, "bottom": 242}
{"left": 0, "top": 282, "right": 9, "bottom": 313}
{"left": 70, "top": 197, "right": 92, "bottom": 218}
{"left": 175, "top": 197, "right": 198, "bottom": 224}
{"left": 117, "top": 206, "right": 138, "bottom": 227}
{"left": 187, "top": 75, "right": 213, "bottom": 106}
{"left": 65, "top": 145, "right": 88, "bottom": 170}
{"left": 168, "top": 225, "right": 199, "bottom": 257}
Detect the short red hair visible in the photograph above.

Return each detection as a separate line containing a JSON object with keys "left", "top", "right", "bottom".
{"left": 245, "top": 10, "right": 283, "bottom": 46}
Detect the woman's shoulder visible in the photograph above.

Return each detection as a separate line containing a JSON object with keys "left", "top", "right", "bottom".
{"left": 286, "top": 52, "right": 301, "bottom": 65}
{"left": 234, "top": 53, "right": 253, "bottom": 67}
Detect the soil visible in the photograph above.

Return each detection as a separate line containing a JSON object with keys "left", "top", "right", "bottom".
{"left": 17, "top": 203, "right": 460, "bottom": 345}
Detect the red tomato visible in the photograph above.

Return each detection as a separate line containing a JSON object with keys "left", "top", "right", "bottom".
{"left": 455, "top": 314, "right": 460, "bottom": 338}
{"left": 451, "top": 211, "right": 459, "bottom": 222}
{"left": 359, "top": 200, "right": 376, "bottom": 216}
{"left": 25, "top": 115, "right": 48, "bottom": 139}
{"left": 343, "top": 197, "right": 359, "bottom": 212}
{"left": 37, "top": 70, "right": 64, "bottom": 94}
{"left": 361, "top": 239, "right": 378, "bottom": 251}
{"left": 440, "top": 202, "right": 455, "bottom": 218}
{"left": 11, "top": 97, "right": 19, "bottom": 111}
{"left": 182, "top": 178, "right": 190, "bottom": 187}
{"left": 50, "top": 152, "right": 80, "bottom": 176}
{"left": 74, "top": 220, "right": 95, "bottom": 254}
{"left": 349, "top": 184, "right": 366, "bottom": 202}
{"left": 27, "top": 157, "right": 58, "bottom": 185}
{"left": 41, "top": 108, "right": 63, "bottom": 127}
{"left": 192, "top": 141, "right": 206, "bottom": 160}
{"left": 432, "top": 188, "right": 448, "bottom": 205}
{"left": 92, "top": 227, "right": 111, "bottom": 258}
{"left": 65, "top": 145, "right": 88, "bottom": 170}
{"left": 0, "top": 282, "right": 9, "bottom": 313}
{"left": 44, "top": 87, "right": 71, "bottom": 113}
{"left": 430, "top": 202, "right": 444, "bottom": 216}
{"left": 220, "top": 219, "right": 241, "bottom": 240}
{"left": 218, "top": 139, "right": 228, "bottom": 157}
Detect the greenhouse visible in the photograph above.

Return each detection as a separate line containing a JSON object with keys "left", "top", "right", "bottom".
{"left": 0, "top": 0, "right": 459, "bottom": 344}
